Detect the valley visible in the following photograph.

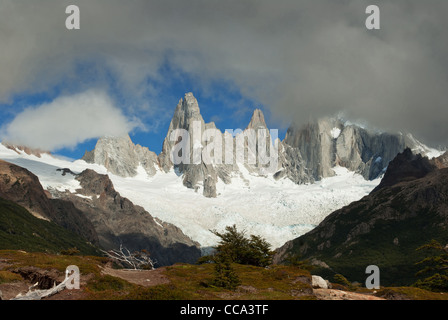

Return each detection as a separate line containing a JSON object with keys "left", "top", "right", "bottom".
{"left": 0, "top": 93, "right": 446, "bottom": 300}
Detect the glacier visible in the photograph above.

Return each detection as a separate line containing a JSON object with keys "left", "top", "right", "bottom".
{"left": 0, "top": 143, "right": 381, "bottom": 250}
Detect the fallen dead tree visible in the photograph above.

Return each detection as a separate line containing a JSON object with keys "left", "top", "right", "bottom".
{"left": 11, "top": 265, "right": 79, "bottom": 300}
{"left": 102, "top": 245, "right": 156, "bottom": 270}
{"left": 12, "top": 277, "right": 69, "bottom": 300}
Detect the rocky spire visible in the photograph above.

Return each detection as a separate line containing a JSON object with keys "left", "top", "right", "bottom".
{"left": 80, "top": 92, "right": 443, "bottom": 197}
{"left": 158, "top": 92, "right": 224, "bottom": 197}
{"left": 82, "top": 135, "right": 159, "bottom": 178}
{"left": 246, "top": 108, "right": 268, "bottom": 130}
{"left": 158, "top": 92, "right": 206, "bottom": 172}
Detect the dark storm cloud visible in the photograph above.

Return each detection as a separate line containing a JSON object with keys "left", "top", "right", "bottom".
{"left": 1, "top": 0, "right": 447, "bottom": 147}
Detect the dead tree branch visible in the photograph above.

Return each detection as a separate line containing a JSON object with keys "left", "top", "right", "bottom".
{"left": 102, "top": 245, "right": 156, "bottom": 270}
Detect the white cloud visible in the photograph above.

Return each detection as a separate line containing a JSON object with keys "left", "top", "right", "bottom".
{"left": 1, "top": 90, "right": 137, "bottom": 151}
{"left": 1, "top": 0, "right": 448, "bottom": 146}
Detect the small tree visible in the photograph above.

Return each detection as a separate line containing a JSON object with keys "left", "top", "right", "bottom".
{"left": 246, "top": 235, "right": 274, "bottom": 268}
{"left": 211, "top": 225, "right": 273, "bottom": 267}
{"left": 211, "top": 249, "right": 241, "bottom": 290}
{"left": 211, "top": 225, "right": 249, "bottom": 264}
{"left": 414, "top": 239, "right": 448, "bottom": 292}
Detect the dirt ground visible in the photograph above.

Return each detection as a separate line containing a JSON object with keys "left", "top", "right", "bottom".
{"left": 313, "top": 288, "right": 385, "bottom": 300}
{"left": 98, "top": 265, "right": 170, "bottom": 287}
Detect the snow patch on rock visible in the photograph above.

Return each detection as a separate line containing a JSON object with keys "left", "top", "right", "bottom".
{"left": 330, "top": 127, "right": 341, "bottom": 139}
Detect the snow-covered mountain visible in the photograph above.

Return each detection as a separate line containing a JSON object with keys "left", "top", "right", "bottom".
{"left": 0, "top": 142, "right": 380, "bottom": 249}
{"left": 84, "top": 93, "right": 443, "bottom": 194}
{"left": 0, "top": 92, "right": 443, "bottom": 250}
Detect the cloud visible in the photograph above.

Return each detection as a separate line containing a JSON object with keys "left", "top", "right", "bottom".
{"left": 1, "top": 0, "right": 448, "bottom": 146}
{"left": 1, "top": 90, "right": 138, "bottom": 151}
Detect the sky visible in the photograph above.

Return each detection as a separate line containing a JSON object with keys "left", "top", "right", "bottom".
{"left": 0, "top": 0, "right": 447, "bottom": 159}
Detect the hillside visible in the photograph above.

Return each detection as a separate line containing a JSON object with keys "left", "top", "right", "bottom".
{"left": 274, "top": 149, "right": 448, "bottom": 286}
{"left": 0, "top": 157, "right": 201, "bottom": 266}
{"left": 0, "top": 198, "right": 100, "bottom": 255}
{"left": 2, "top": 250, "right": 447, "bottom": 302}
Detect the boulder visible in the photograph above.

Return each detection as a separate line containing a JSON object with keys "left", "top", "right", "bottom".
{"left": 312, "top": 275, "right": 329, "bottom": 289}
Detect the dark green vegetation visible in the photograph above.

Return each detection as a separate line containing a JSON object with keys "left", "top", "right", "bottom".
{"left": 198, "top": 225, "right": 274, "bottom": 290}
{"left": 0, "top": 197, "right": 101, "bottom": 256}
{"left": 414, "top": 240, "right": 448, "bottom": 292}
{"left": 207, "top": 224, "right": 274, "bottom": 268}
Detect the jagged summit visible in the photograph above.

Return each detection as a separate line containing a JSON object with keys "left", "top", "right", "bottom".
{"left": 247, "top": 108, "right": 268, "bottom": 130}
{"left": 82, "top": 134, "right": 159, "bottom": 178}
{"left": 80, "top": 93, "right": 443, "bottom": 197}
{"left": 171, "top": 92, "right": 202, "bottom": 128}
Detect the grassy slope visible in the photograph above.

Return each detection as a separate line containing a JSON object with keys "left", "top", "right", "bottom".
{"left": 0, "top": 197, "right": 101, "bottom": 256}
{"left": 85, "top": 263, "right": 316, "bottom": 300}
{"left": 0, "top": 250, "right": 314, "bottom": 300}
{"left": 1, "top": 250, "right": 447, "bottom": 300}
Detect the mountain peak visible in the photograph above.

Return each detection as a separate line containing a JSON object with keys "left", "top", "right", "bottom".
{"left": 372, "top": 148, "right": 437, "bottom": 192}
{"left": 82, "top": 134, "right": 159, "bottom": 178}
{"left": 178, "top": 92, "right": 201, "bottom": 118}
{"left": 247, "top": 108, "right": 267, "bottom": 130}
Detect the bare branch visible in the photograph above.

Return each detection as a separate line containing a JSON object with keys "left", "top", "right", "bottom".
{"left": 101, "top": 246, "right": 156, "bottom": 270}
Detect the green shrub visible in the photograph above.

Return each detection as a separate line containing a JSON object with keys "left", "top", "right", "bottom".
{"left": 211, "top": 225, "right": 273, "bottom": 267}
{"left": 414, "top": 240, "right": 448, "bottom": 292}
{"left": 211, "top": 253, "right": 241, "bottom": 290}
{"left": 333, "top": 274, "right": 352, "bottom": 288}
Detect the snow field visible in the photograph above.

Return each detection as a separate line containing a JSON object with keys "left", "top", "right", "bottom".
{"left": 0, "top": 144, "right": 380, "bottom": 249}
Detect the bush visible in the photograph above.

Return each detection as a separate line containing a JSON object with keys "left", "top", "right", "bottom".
{"left": 211, "top": 225, "right": 273, "bottom": 268}
{"left": 414, "top": 273, "right": 448, "bottom": 292}
{"left": 211, "top": 253, "right": 241, "bottom": 290}
{"left": 87, "top": 275, "right": 133, "bottom": 292}
{"left": 333, "top": 274, "right": 352, "bottom": 288}
{"left": 414, "top": 240, "right": 448, "bottom": 292}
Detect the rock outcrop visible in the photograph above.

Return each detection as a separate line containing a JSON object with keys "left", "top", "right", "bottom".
{"left": 82, "top": 135, "right": 159, "bottom": 178}
{"left": 282, "top": 118, "right": 431, "bottom": 181}
{"left": 372, "top": 147, "right": 437, "bottom": 192}
{"left": 54, "top": 169, "right": 202, "bottom": 266}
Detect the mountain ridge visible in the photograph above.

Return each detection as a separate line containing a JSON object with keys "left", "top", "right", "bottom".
{"left": 0, "top": 158, "right": 201, "bottom": 265}
{"left": 82, "top": 92, "right": 443, "bottom": 198}
{"left": 274, "top": 148, "right": 448, "bottom": 286}
{"left": 0, "top": 92, "right": 444, "bottom": 255}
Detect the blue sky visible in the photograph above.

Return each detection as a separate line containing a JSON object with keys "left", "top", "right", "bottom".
{"left": 1, "top": 0, "right": 448, "bottom": 156}
{"left": 0, "top": 64, "right": 285, "bottom": 159}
